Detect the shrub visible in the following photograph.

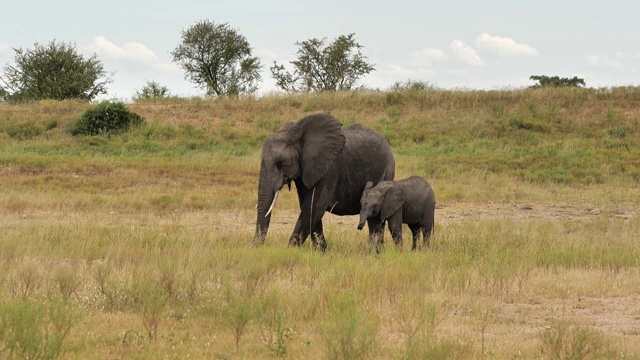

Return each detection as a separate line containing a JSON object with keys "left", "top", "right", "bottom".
{"left": 0, "top": 300, "right": 79, "bottom": 359}
{"left": 70, "top": 100, "right": 144, "bottom": 136}
{"left": 390, "top": 79, "right": 436, "bottom": 92}
{"left": 539, "top": 320, "right": 611, "bottom": 359}
{"left": 320, "top": 294, "right": 379, "bottom": 360}
{"left": 133, "top": 80, "right": 170, "bottom": 101}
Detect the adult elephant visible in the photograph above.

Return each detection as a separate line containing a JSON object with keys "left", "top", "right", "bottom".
{"left": 253, "top": 113, "right": 395, "bottom": 250}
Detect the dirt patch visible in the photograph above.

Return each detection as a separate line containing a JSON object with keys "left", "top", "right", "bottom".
{"left": 435, "top": 202, "right": 637, "bottom": 224}
{"left": 2, "top": 202, "right": 636, "bottom": 234}
{"left": 301, "top": 202, "right": 638, "bottom": 231}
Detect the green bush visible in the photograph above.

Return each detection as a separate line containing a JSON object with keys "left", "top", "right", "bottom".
{"left": 70, "top": 100, "right": 144, "bottom": 136}
{"left": 0, "top": 300, "right": 79, "bottom": 359}
{"left": 132, "top": 80, "right": 170, "bottom": 101}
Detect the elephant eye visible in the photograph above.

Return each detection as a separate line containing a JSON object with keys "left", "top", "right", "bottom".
{"left": 274, "top": 157, "right": 286, "bottom": 168}
{"left": 276, "top": 159, "right": 291, "bottom": 170}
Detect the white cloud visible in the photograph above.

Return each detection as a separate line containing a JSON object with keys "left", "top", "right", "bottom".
{"left": 257, "top": 49, "right": 278, "bottom": 62}
{"left": 475, "top": 33, "right": 538, "bottom": 56}
{"left": 450, "top": 40, "right": 483, "bottom": 66}
{"left": 86, "top": 36, "right": 179, "bottom": 75}
{"left": 408, "top": 48, "right": 447, "bottom": 67}
{"left": 444, "top": 67, "right": 472, "bottom": 78}
{"left": 89, "top": 36, "right": 157, "bottom": 63}
{"left": 79, "top": 36, "right": 190, "bottom": 99}
{"left": 585, "top": 53, "right": 625, "bottom": 69}
{"left": 385, "top": 63, "right": 436, "bottom": 78}
{"left": 387, "top": 63, "right": 415, "bottom": 77}
{"left": 0, "top": 42, "right": 12, "bottom": 57}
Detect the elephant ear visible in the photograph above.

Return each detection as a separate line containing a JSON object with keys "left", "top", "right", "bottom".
{"left": 278, "top": 121, "right": 295, "bottom": 132}
{"left": 289, "top": 113, "right": 346, "bottom": 189}
{"left": 381, "top": 185, "right": 404, "bottom": 221}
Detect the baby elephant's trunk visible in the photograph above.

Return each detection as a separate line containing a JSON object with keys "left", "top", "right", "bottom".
{"left": 356, "top": 212, "right": 368, "bottom": 230}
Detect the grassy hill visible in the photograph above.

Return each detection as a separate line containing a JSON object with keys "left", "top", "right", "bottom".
{"left": 2, "top": 88, "right": 639, "bottom": 207}
{"left": 0, "top": 88, "right": 639, "bottom": 359}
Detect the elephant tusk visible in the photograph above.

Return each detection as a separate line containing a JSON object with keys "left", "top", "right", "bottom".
{"left": 329, "top": 202, "right": 338, "bottom": 214}
{"left": 265, "top": 190, "right": 280, "bottom": 217}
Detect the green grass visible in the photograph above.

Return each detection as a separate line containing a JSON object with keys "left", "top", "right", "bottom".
{"left": 1, "top": 88, "right": 639, "bottom": 358}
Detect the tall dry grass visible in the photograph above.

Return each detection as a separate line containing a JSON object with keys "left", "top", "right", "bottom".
{"left": 0, "top": 88, "right": 639, "bottom": 358}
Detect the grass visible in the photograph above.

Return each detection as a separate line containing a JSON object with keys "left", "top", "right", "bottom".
{"left": 0, "top": 88, "right": 639, "bottom": 358}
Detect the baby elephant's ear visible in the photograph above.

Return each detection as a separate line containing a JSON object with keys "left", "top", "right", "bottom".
{"left": 381, "top": 186, "right": 404, "bottom": 220}
{"left": 364, "top": 181, "right": 374, "bottom": 191}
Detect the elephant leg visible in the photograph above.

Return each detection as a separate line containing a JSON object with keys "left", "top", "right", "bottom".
{"left": 409, "top": 224, "right": 421, "bottom": 250}
{"left": 288, "top": 186, "right": 330, "bottom": 250}
{"left": 387, "top": 212, "right": 404, "bottom": 248}
{"left": 367, "top": 217, "right": 384, "bottom": 253}
{"left": 289, "top": 214, "right": 326, "bottom": 248}
{"left": 422, "top": 225, "right": 433, "bottom": 247}
{"left": 422, "top": 214, "right": 434, "bottom": 248}
{"left": 289, "top": 216, "right": 309, "bottom": 246}
{"left": 311, "top": 220, "right": 327, "bottom": 252}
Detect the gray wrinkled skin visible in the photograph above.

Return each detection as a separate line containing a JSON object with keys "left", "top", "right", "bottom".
{"left": 254, "top": 113, "right": 395, "bottom": 250}
{"left": 358, "top": 176, "right": 436, "bottom": 251}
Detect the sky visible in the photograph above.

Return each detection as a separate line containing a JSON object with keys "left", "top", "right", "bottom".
{"left": 1, "top": 1, "right": 639, "bottom": 100}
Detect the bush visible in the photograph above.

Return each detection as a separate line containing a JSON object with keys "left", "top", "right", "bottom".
{"left": 0, "top": 300, "right": 79, "bottom": 359}
{"left": 390, "top": 79, "right": 436, "bottom": 92}
{"left": 70, "top": 101, "right": 144, "bottom": 136}
{"left": 133, "top": 80, "right": 170, "bottom": 101}
{"left": 539, "top": 320, "right": 611, "bottom": 359}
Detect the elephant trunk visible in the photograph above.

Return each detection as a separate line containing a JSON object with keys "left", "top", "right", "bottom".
{"left": 254, "top": 167, "right": 282, "bottom": 245}
{"left": 254, "top": 197, "right": 274, "bottom": 245}
{"left": 357, "top": 210, "right": 369, "bottom": 231}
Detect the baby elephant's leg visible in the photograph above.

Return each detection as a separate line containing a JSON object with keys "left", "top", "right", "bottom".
{"left": 387, "top": 212, "right": 404, "bottom": 248}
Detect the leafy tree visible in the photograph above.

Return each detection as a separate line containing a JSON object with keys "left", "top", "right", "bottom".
{"left": 0, "top": 40, "right": 111, "bottom": 102}
{"left": 171, "top": 20, "right": 262, "bottom": 97}
{"left": 271, "top": 33, "right": 375, "bottom": 92}
{"left": 133, "top": 80, "right": 170, "bottom": 101}
{"left": 529, "top": 75, "right": 585, "bottom": 88}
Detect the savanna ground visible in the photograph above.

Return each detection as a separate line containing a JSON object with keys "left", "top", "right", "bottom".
{"left": 1, "top": 88, "right": 640, "bottom": 359}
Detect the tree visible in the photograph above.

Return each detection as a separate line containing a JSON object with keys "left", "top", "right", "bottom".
{"left": 133, "top": 80, "right": 170, "bottom": 101}
{"left": 529, "top": 75, "right": 585, "bottom": 88}
{"left": 271, "top": 33, "right": 375, "bottom": 92}
{"left": 0, "top": 40, "right": 111, "bottom": 102}
{"left": 171, "top": 20, "right": 262, "bottom": 97}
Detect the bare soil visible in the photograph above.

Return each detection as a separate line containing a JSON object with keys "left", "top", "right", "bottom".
{"left": 295, "top": 201, "right": 638, "bottom": 230}
{"left": 435, "top": 201, "right": 637, "bottom": 224}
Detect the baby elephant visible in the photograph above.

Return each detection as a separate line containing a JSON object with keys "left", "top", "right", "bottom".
{"left": 357, "top": 176, "right": 436, "bottom": 250}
